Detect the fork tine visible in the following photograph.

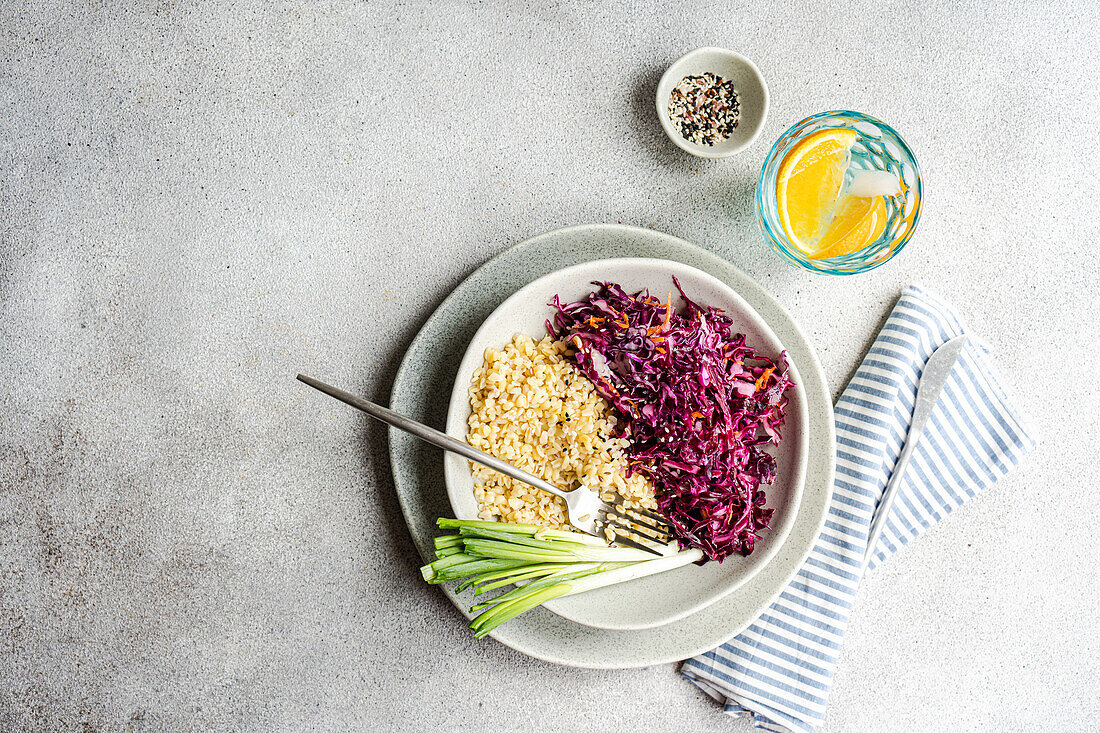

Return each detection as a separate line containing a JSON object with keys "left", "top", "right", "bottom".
{"left": 605, "top": 532, "right": 664, "bottom": 556}
{"left": 624, "top": 505, "right": 675, "bottom": 531}
{"left": 601, "top": 492, "right": 676, "bottom": 532}
{"left": 609, "top": 507, "right": 673, "bottom": 540}
{"left": 607, "top": 515, "right": 672, "bottom": 545}
{"left": 604, "top": 516, "right": 673, "bottom": 547}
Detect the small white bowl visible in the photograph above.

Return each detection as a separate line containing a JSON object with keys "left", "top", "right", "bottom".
{"left": 656, "top": 47, "right": 769, "bottom": 159}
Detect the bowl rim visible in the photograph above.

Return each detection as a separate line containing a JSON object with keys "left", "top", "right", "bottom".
{"left": 442, "top": 256, "right": 809, "bottom": 630}
{"left": 655, "top": 46, "right": 770, "bottom": 159}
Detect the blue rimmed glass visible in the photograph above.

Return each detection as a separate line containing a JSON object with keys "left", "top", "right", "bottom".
{"left": 756, "top": 110, "right": 922, "bottom": 275}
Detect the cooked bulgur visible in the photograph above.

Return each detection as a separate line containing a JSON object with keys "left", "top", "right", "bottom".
{"left": 466, "top": 334, "right": 655, "bottom": 530}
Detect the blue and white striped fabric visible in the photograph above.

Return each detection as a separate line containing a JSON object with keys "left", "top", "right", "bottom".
{"left": 681, "top": 285, "right": 1035, "bottom": 733}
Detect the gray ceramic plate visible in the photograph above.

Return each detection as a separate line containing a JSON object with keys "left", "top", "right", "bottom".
{"left": 388, "top": 224, "right": 835, "bottom": 668}
{"left": 442, "top": 258, "right": 809, "bottom": 630}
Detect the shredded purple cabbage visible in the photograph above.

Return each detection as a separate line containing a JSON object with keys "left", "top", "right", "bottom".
{"left": 548, "top": 279, "right": 792, "bottom": 562}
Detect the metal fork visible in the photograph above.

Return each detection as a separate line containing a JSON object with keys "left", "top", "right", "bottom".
{"left": 297, "top": 374, "right": 676, "bottom": 555}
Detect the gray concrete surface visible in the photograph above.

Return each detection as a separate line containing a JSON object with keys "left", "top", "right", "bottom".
{"left": 2, "top": 1, "right": 1098, "bottom": 731}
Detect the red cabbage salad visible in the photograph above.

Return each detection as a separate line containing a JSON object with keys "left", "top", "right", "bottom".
{"left": 548, "top": 279, "right": 792, "bottom": 563}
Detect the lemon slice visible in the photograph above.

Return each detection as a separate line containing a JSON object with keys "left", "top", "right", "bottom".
{"left": 811, "top": 195, "right": 889, "bottom": 260}
{"left": 776, "top": 128, "right": 858, "bottom": 254}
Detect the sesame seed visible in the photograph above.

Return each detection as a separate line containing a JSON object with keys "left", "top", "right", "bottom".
{"left": 667, "top": 72, "right": 741, "bottom": 146}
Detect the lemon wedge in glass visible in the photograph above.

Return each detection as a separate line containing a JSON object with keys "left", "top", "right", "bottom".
{"left": 776, "top": 128, "right": 896, "bottom": 259}
{"left": 776, "top": 129, "right": 858, "bottom": 251}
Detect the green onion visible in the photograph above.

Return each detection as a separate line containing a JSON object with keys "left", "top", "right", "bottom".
{"left": 470, "top": 570, "right": 585, "bottom": 612}
{"left": 472, "top": 564, "right": 578, "bottom": 595}
{"left": 420, "top": 518, "right": 702, "bottom": 638}
{"left": 421, "top": 554, "right": 527, "bottom": 584}
{"left": 463, "top": 537, "right": 656, "bottom": 563}
{"left": 433, "top": 534, "right": 464, "bottom": 550}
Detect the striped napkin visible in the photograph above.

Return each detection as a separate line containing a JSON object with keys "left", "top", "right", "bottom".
{"left": 681, "top": 284, "right": 1035, "bottom": 733}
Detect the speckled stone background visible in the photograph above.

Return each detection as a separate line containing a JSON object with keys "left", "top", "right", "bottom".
{"left": 1, "top": 2, "right": 1097, "bottom": 731}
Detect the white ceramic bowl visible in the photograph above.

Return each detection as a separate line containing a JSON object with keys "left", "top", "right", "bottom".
{"left": 656, "top": 46, "right": 769, "bottom": 159}
{"left": 443, "top": 258, "right": 808, "bottom": 630}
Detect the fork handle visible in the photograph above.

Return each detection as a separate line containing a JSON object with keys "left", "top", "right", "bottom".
{"left": 296, "top": 374, "right": 570, "bottom": 502}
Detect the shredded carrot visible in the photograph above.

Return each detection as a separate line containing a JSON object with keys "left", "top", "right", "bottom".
{"left": 647, "top": 292, "right": 674, "bottom": 338}
{"left": 755, "top": 366, "right": 775, "bottom": 391}
{"left": 690, "top": 411, "right": 704, "bottom": 419}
